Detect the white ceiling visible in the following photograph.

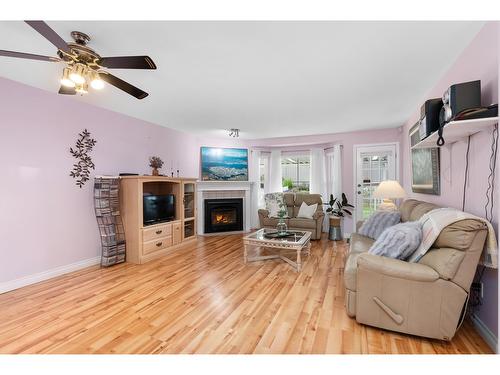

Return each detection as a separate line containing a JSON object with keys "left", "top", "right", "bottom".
{"left": 0, "top": 21, "right": 485, "bottom": 139}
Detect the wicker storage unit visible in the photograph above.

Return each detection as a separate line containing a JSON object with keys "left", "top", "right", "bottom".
{"left": 94, "top": 176, "right": 126, "bottom": 266}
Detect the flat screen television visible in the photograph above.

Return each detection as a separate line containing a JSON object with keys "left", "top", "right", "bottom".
{"left": 143, "top": 194, "right": 175, "bottom": 226}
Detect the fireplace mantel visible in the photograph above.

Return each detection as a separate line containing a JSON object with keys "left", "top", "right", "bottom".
{"left": 197, "top": 181, "right": 256, "bottom": 234}
{"left": 197, "top": 181, "right": 255, "bottom": 191}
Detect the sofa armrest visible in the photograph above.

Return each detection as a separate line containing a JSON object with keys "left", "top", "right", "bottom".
{"left": 258, "top": 209, "right": 270, "bottom": 218}
{"left": 357, "top": 253, "right": 439, "bottom": 282}
{"left": 313, "top": 210, "right": 325, "bottom": 220}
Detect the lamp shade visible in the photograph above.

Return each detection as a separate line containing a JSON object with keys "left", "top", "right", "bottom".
{"left": 373, "top": 180, "right": 406, "bottom": 199}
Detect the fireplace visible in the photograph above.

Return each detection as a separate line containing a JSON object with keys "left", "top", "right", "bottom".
{"left": 204, "top": 198, "right": 243, "bottom": 233}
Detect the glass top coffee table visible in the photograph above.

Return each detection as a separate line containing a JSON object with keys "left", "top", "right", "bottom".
{"left": 243, "top": 229, "right": 312, "bottom": 272}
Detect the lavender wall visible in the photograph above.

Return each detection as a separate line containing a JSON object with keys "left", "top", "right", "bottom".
{"left": 0, "top": 77, "right": 198, "bottom": 283}
{"left": 400, "top": 22, "right": 499, "bottom": 337}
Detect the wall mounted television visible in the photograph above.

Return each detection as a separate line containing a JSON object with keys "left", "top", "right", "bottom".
{"left": 143, "top": 194, "right": 175, "bottom": 226}
{"left": 200, "top": 147, "right": 248, "bottom": 181}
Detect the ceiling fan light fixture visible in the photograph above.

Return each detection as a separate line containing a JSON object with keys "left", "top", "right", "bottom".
{"left": 60, "top": 67, "right": 75, "bottom": 88}
{"left": 70, "top": 63, "right": 86, "bottom": 84}
{"left": 75, "top": 82, "right": 88, "bottom": 95}
{"left": 89, "top": 71, "right": 104, "bottom": 90}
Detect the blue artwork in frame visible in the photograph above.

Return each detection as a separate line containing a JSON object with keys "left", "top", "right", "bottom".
{"left": 200, "top": 147, "right": 248, "bottom": 181}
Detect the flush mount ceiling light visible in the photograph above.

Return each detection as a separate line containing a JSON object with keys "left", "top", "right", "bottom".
{"left": 0, "top": 21, "right": 157, "bottom": 99}
{"left": 229, "top": 128, "right": 240, "bottom": 138}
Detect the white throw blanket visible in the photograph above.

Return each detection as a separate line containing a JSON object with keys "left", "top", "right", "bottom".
{"left": 407, "top": 207, "right": 498, "bottom": 268}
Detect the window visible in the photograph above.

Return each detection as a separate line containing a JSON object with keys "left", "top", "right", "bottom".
{"left": 259, "top": 155, "right": 268, "bottom": 191}
{"left": 281, "top": 154, "right": 310, "bottom": 192}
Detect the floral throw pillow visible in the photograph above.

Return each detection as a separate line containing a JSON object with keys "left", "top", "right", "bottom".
{"left": 265, "top": 193, "right": 288, "bottom": 218}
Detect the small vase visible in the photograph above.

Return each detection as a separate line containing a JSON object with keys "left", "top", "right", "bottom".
{"left": 276, "top": 217, "right": 288, "bottom": 234}
{"left": 152, "top": 167, "right": 159, "bottom": 176}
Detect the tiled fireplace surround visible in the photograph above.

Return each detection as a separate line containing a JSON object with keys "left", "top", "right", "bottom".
{"left": 196, "top": 181, "right": 254, "bottom": 235}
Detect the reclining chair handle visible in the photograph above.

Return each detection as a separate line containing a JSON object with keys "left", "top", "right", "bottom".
{"left": 373, "top": 297, "right": 404, "bottom": 325}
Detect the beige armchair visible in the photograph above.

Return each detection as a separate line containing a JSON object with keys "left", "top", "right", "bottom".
{"left": 258, "top": 193, "right": 324, "bottom": 240}
{"left": 344, "top": 199, "right": 488, "bottom": 341}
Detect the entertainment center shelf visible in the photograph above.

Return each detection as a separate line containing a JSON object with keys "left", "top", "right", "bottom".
{"left": 411, "top": 117, "right": 499, "bottom": 149}
{"left": 120, "top": 176, "right": 197, "bottom": 264}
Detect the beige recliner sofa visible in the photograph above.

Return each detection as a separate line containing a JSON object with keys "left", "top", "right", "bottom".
{"left": 344, "top": 199, "right": 488, "bottom": 341}
{"left": 258, "top": 193, "right": 324, "bottom": 240}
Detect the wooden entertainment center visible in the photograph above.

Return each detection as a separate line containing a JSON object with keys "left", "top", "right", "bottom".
{"left": 120, "top": 176, "right": 197, "bottom": 264}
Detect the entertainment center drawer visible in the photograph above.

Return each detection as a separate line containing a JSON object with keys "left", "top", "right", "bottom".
{"left": 142, "top": 236, "right": 172, "bottom": 255}
{"left": 142, "top": 224, "right": 172, "bottom": 242}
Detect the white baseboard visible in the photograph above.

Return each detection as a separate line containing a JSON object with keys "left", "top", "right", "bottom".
{"left": 471, "top": 313, "right": 498, "bottom": 353}
{"left": 0, "top": 256, "right": 101, "bottom": 294}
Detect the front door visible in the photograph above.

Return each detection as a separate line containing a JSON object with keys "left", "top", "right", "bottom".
{"left": 355, "top": 144, "right": 398, "bottom": 221}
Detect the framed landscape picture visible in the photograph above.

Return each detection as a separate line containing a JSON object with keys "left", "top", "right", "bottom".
{"left": 200, "top": 147, "right": 249, "bottom": 181}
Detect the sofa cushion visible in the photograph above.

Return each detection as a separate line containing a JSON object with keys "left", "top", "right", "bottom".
{"left": 349, "top": 233, "right": 375, "bottom": 255}
{"left": 283, "top": 193, "right": 295, "bottom": 207}
{"left": 399, "top": 199, "right": 422, "bottom": 222}
{"left": 295, "top": 193, "right": 322, "bottom": 207}
{"left": 409, "top": 202, "right": 439, "bottom": 221}
{"left": 418, "top": 247, "right": 466, "bottom": 280}
{"left": 434, "top": 219, "right": 487, "bottom": 250}
{"left": 262, "top": 217, "right": 289, "bottom": 227}
{"left": 297, "top": 201, "right": 318, "bottom": 219}
{"left": 359, "top": 211, "right": 401, "bottom": 239}
{"left": 288, "top": 217, "right": 316, "bottom": 229}
{"left": 264, "top": 193, "right": 288, "bottom": 218}
{"left": 369, "top": 221, "right": 422, "bottom": 260}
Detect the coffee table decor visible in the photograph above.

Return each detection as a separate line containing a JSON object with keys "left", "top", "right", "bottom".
{"left": 243, "top": 229, "right": 312, "bottom": 272}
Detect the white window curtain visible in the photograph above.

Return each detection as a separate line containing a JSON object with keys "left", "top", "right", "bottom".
{"left": 310, "top": 148, "right": 328, "bottom": 231}
{"left": 331, "top": 144, "right": 343, "bottom": 203}
{"left": 268, "top": 150, "right": 283, "bottom": 193}
{"left": 325, "top": 144, "right": 343, "bottom": 232}
{"left": 325, "top": 145, "right": 343, "bottom": 201}
{"left": 249, "top": 149, "right": 261, "bottom": 229}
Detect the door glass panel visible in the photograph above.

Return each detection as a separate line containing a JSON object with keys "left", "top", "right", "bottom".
{"left": 357, "top": 149, "right": 395, "bottom": 220}
{"left": 184, "top": 183, "right": 195, "bottom": 219}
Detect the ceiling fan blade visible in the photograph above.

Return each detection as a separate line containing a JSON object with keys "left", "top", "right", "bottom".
{"left": 58, "top": 85, "right": 76, "bottom": 95}
{"left": 25, "top": 20, "right": 72, "bottom": 54}
{"left": 98, "top": 56, "right": 157, "bottom": 69}
{"left": 99, "top": 72, "right": 149, "bottom": 99}
{"left": 0, "top": 49, "right": 60, "bottom": 62}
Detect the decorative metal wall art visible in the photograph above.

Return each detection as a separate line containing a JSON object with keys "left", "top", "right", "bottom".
{"left": 70, "top": 129, "right": 97, "bottom": 188}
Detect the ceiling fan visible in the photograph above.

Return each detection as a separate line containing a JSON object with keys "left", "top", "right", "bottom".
{"left": 0, "top": 21, "right": 157, "bottom": 99}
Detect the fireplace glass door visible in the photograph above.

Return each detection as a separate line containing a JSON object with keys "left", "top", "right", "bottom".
{"left": 204, "top": 199, "right": 243, "bottom": 233}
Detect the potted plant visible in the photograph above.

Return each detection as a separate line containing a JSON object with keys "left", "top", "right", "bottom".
{"left": 324, "top": 193, "right": 354, "bottom": 240}
{"left": 149, "top": 156, "right": 164, "bottom": 176}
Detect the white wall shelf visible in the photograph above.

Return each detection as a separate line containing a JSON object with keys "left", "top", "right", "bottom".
{"left": 411, "top": 116, "right": 499, "bottom": 149}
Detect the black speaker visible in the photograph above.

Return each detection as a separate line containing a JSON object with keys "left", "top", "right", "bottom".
{"left": 419, "top": 98, "right": 443, "bottom": 140}
{"left": 439, "top": 80, "right": 481, "bottom": 126}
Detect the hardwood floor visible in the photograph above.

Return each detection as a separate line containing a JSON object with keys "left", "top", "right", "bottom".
{"left": 0, "top": 234, "right": 493, "bottom": 354}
